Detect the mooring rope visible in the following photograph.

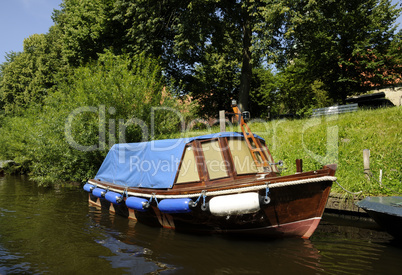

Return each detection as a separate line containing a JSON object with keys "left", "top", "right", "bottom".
{"left": 89, "top": 176, "right": 337, "bottom": 199}
{"left": 335, "top": 180, "right": 362, "bottom": 195}
{"left": 367, "top": 172, "right": 402, "bottom": 195}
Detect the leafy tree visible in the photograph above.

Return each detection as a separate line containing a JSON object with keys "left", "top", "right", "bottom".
{"left": 0, "top": 33, "right": 61, "bottom": 114}
{"left": 52, "top": 0, "right": 115, "bottom": 66}
{"left": 0, "top": 52, "right": 19, "bottom": 112}
{"left": 50, "top": 0, "right": 284, "bottom": 115}
{"left": 278, "top": 0, "right": 401, "bottom": 103}
{"left": 112, "top": 0, "right": 283, "bottom": 114}
{"left": 0, "top": 52, "right": 188, "bottom": 185}
{"left": 189, "top": 49, "right": 241, "bottom": 118}
{"left": 276, "top": 58, "right": 332, "bottom": 117}
{"left": 249, "top": 66, "right": 278, "bottom": 118}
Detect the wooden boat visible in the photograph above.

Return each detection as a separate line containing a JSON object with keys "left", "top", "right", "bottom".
{"left": 84, "top": 105, "right": 337, "bottom": 239}
{"left": 356, "top": 196, "right": 402, "bottom": 239}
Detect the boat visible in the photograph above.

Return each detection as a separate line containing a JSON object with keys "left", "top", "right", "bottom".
{"left": 84, "top": 103, "right": 337, "bottom": 239}
{"left": 356, "top": 196, "right": 402, "bottom": 239}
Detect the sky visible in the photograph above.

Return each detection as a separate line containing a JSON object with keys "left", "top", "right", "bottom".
{"left": 0, "top": 0, "right": 62, "bottom": 64}
{"left": 0, "top": 0, "right": 401, "bottom": 65}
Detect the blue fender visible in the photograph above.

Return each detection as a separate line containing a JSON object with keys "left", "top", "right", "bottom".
{"left": 92, "top": 188, "right": 106, "bottom": 198}
{"left": 126, "top": 196, "right": 149, "bottom": 212}
{"left": 105, "top": 191, "right": 123, "bottom": 204}
{"left": 158, "top": 198, "right": 194, "bottom": 214}
{"left": 83, "top": 183, "right": 95, "bottom": 193}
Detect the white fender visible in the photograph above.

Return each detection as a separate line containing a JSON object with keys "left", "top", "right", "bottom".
{"left": 209, "top": 192, "right": 260, "bottom": 216}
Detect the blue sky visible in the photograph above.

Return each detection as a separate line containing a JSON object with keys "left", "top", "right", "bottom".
{"left": 0, "top": 0, "right": 401, "bottom": 65}
{"left": 0, "top": 0, "right": 62, "bottom": 64}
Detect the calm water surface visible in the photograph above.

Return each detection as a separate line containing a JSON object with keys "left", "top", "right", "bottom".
{"left": 1, "top": 175, "right": 401, "bottom": 274}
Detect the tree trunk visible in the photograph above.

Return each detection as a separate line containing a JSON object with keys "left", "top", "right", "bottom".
{"left": 238, "top": 11, "right": 252, "bottom": 112}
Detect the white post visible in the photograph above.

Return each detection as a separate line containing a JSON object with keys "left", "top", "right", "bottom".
{"left": 379, "top": 169, "right": 383, "bottom": 187}
{"left": 363, "top": 149, "right": 370, "bottom": 178}
{"left": 219, "top": 110, "right": 226, "bottom": 132}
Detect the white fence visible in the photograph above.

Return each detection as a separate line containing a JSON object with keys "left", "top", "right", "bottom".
{"left": 312, "top": 103, "right": 358, "bottom": 117}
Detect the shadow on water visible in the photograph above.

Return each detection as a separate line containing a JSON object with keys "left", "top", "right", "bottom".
{"left": 1, "top": 175, "right": 402, "bottom": 274}
{"left": 88, "top": 208, "right": 402, "bottom": 275}
{"left": 88, "top": 205, "right": 324, "bottom": 274}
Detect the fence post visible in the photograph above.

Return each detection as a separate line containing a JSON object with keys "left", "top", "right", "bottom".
{"left": 219, "top": 110, "right": 226, "bottom": 132}
{"left": 296, "top": 159, "right": 303, "bottom": 173}
{"left": 363, "top": 149, "right": 370, "bottom": 178}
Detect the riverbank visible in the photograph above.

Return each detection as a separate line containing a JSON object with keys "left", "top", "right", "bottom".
{"left": 0, "top": 160, "right": 14, "bottom": 174}
{"left": 183, "top": 106, "right": 400, "bottom": 197}
{"left": 326, "top": 192, "right": 368, "bottom": 216}
{"left": 1, "top": 106, "right": 400, "bottom": 195}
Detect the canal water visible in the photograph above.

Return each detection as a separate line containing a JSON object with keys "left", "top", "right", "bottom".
{"left": 1, "top": 175, "right": 401, "bottom": 275}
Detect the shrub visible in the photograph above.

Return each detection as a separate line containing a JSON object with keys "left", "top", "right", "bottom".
{"left": 0, "top": 52, "right": 192, "bottom": 185}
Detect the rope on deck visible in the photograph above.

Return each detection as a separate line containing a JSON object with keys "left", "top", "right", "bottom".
{"left": 90, "top": 176, "right": 337, "bottom": 199}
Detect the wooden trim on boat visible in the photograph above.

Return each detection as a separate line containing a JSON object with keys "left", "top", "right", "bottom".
{"left": 89, "top": 164, "right": 336, "bottom": 197}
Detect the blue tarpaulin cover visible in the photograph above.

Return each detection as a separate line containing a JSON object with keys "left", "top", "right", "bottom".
{"left": 95, "top": 132, "right": 258, "bottom": 189}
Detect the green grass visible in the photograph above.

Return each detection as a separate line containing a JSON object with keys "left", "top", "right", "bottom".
{"left": 174, "top": 106, "right": 401, "bottom": 196}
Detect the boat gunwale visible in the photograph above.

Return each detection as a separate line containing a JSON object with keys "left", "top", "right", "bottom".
{"left": 88, "top": 165, "right": 336, "bottom": 197}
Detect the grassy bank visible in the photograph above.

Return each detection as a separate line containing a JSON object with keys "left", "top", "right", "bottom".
{"left": 1, "top": 101, "right": 400, "bottom": 196}
{"left": 179, "top": 106, "right": 401, "bottom": 196}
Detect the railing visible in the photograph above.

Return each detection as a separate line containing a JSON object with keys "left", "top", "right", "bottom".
{"left": 312, "top": 103, "right": 358, "bottom": 117}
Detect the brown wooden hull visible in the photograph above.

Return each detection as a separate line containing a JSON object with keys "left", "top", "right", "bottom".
{"left": 87, "top": 167, "right": 335, "bottom": 239}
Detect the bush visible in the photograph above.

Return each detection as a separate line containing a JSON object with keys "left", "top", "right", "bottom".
{"left": 0, "top": 52, "right": 193, "bottom": 185}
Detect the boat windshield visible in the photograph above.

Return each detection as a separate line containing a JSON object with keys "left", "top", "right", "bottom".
{"left": 176, "top": 145, "right": 200, "bottom": 184}
{"left": 201, "top": 140, "right": 229, "bottom": 180}
{"left": 228, "top": 138, "right": 258, "bottom": 174}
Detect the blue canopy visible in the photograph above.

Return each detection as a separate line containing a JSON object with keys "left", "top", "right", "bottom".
{"left": 95, "top": 132, "right": 262, "bottom": 189}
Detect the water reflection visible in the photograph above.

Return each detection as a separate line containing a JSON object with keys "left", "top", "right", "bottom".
{"left": 1, "top": 175, "right": 402, "bottom": 274}
{"left": 87, "top": 200, "right": 402, "bottom": 275}
{"left": 88, "top": 206, "right": 171, "bottom": 274}
{"left": 312, "top": 215, "right": 402, "bottom": 274}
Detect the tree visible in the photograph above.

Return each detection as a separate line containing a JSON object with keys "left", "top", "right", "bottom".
{"left": 112, "top": 0, "right": 283, "bottom": 114}
{"left": 0, "top": 52, "right": 19, "bottom": 111}
{"left": 0, "top": 29, "right": 63, "bottom": 114}
{"left": 52, "top": 0, "right": 115, "bottom": 66}
{"left": 49, "top": 0, "right": 284, "bottom": 115}
{"left": 249, "top": 66, "right": 278, "bottom": 118}
{"left": 276, "top": 58, "right": 332, "bottom": 117}
{"left": 279, "top": 0, "right": 401, "bottom": 103}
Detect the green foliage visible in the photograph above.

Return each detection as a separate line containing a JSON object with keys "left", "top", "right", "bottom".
{"left": 179, "top": 106, "right": 402, "bottom": 196}
{"left": 112, "top": 0, "right": 283, "bottom": 113}
{"left": 52, "top": 0, "right": 115, "bottom": 66}
{"left": 0, "top": 53, "right": 189, "bottom": 185}
{"left": 0, "top": 32, "right": 63, "bottom": 114}
{"left": 249, "top": 67, "right": 278, "bottom": 118}
{"left": 276, "top": 59, "right": 333, "bottom": 117}
{"left": 189, "top": 43, "right": 241, "bottom": 118}
{"left": 1, "top": 0, "right": 401, "bottom": 187}
{"left": 279, "top": 0, "right": 401, "bottom": 103}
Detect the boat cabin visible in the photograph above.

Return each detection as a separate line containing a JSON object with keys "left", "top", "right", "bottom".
{"left": 94, "top": 132, "right": 277, "bottom": 191}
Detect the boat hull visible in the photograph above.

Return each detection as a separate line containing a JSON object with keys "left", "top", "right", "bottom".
{"left": 356, "top": 196, "right": 402, "bottom": 239}
{"left": 88, "top": 179, "right": 332, "bottom": 239}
